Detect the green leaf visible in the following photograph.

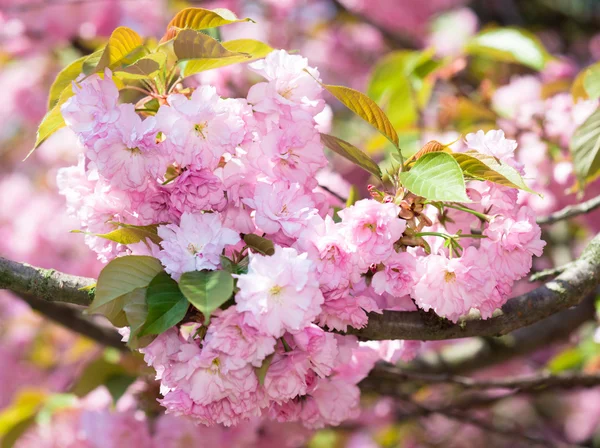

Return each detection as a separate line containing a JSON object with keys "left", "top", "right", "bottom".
{"left": 95, "top": 26, "right": 145, "bottom": 73}
{"left": 321, "top": 83, "right": 399, "bottom": 147}
{"left": 465, "top": 27, "right": 551, "bottom": 70}
{"left": 88, "top": 256, "right": 163, "bottom": 326}
{"left": 174, "top": 29, "right": 247, "bottom": 61}
{"left": 181, "top": 39, "right": 274, "bottom": 78}
{"left": 399, "top": 152, "right": 469, "bottom": 202}
{"left": 82, "top": 49, "right": 104, "bottom": 76}
{"left": 163, "top": 7, "right": 255, "bottom": 41}
{"left": 47, "top": 55, "right": 87, "bottom": 110}
{"left": 570, "top": 107, "right": 600, "bottom": 188}
{"left": 115, "top": 53, "right": 166, "bottom": 80}
{"left": 243, "top": 234, "right": 275, "bottom": 256}
{"left": 105, "top": 374, "right": 137, "bottom": 403}
{"left": 346, "top": 185, "right": 359, "bottom": 207}
{"left": 255, "top": 353, "right": 274, "bottom": 386}
{"left": 582, "top": 63, "right": 600, "bottom": 100}
{"left": 28, "top": 87, "right": 73, "bottom": 158}
{"left": 547, "top": 347, "right": 584, "bottom": 373}
{"left": 71, "top": 223, "right": 162, "bottom": 246}
{"left": 122, "top": 287, "right": 153, "bottom": 349}
{"left": 320, "top": 133, "right": 382, "bottom": 178}
{"left": 179, "top": 270, "right": 234, "bottom": 323}
{"left": 139, "top": 272, "right": 189, "bottom": 336}
{"left": 0, "top": 389, "right": 46, "bottom": 439}
{"left": 70, "top": 354, "right": 129, "bottom": 398}
{"left": 450, "top": 150, "right": 536, "bottom": 194}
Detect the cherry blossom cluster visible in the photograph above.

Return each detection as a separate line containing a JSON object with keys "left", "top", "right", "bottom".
{"left": 57, "top": 49, "right": 545, "bottom": 427}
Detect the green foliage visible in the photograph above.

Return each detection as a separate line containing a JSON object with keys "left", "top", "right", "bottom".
{"left": 0, "top": 389, "right": 46, "bottom": 442}
{"left": 346, "top": 185, "right": 359, "bottom": 207}
{"left": 465, "top": 27, "right": 551, "bottom": 70}
{"left": 47, "top": 55, "right": 87, "bottom": 109}
{"left": 114, "top": 53, "right": 166, "bottom": 80}
{"left": 139, "top": 272, "right": 189, "bottom": 336}
{"left": 255, "top": 353, "right": 274, "bottom": 386}
{"left": 570, "top": 107, "right": 600, "bottom": 188}
{"left": 95, "top": 26, "right": 146, "bottom": 72}
{"left": 243, "top": 234, "right": 275, "bottom": 256}
{"left": 450, "top": 151, "right": 536, "bottom": 193}
{"left": 122, "top": 288, "right": 153, "bottom": 349}
{"left": 174, "top": 29, "right": 247, "bottom": 60}
{"left": 320, "top": 133, "right": 382, "bottom": 179}
{"left": 28, "top": 88, "right": 72, "bottom": 158}
{"left": 321, "top": 82, "right": 399, "bottom": 148}
{"left": 399, "top": 152, "right": 469, "bottom": 202}
{"left": 70, "top": 351, "right": 135, "bottom": 402}
{"left": 180, "top": 39, "right": 274, "bottom": 77}
{"left": 87, "top": 256, "right": 163, "bottom": 326}
{"left": 179, "top": 270, "right": 234, "bottom": 324}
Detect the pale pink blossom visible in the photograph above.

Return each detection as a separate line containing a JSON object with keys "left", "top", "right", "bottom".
{"left": 264, "top": 351, "right": 311, "bottom": 403}
{"left": 169, "top": 168, "right": 227, "bottom": 217}
{"left": 464, "top": 129, "right": 519, "bottom": 167}
{"left": 337, "top": 199, "right": 406, "bottom": 268}
{"left": 292, "top": 325, "right": 339, "bottom": 378}
{"left": 371, "top": 251, "right": 417, "bottom": 297}
{"left": 234, "top": 246, "right": 324, "bottom": 337}
{"left": 318, "top": 283, "right": 382, "bottom": 332}
{"left": 157, "top": 212, "right": 240, "bottom": 278}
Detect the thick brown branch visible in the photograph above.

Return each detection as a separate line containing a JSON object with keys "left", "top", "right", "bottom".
{"left": 349, "top": 233, "right": 600, "bottom": 341}
{"left": 14, "top": 293, "right": 125, "bottom": 351}
{"left": 0, "top": 257, "right": 95, "bottom": 306}
{"left": 537, "top": 194, "right": 600, "bottom": 225}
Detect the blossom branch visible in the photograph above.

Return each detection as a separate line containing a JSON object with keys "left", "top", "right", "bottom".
{"left": 349, "top": 232, "right": 600, "bottom": 341}
{"left": 537, "top": 194, "right": 600, "bottom": 225}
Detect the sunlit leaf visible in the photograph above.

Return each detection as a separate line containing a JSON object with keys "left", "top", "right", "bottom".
{"left": 179, "top": 270, "right": 234, "bottom": 324}
{"left": 0, "top": 389, "right": 46, "bottom": 439}
{"left": 71, "top": 223, "right": 162, "bottom": 246}
{"left": 162, "top": 7, "right": 255, "bottom": 42}
{"left": 47, "top": 55, "right": 87, "bottom": 110}
{"left": 115, "top": 53, "right": 166, "bottom": 80}
{"left": 174, "top": 29, "right": 247, "bottom": 61}
{"left": 95, "top": 27, "right": 145, "bottom": 72}
{"left": 399, "top": 152, "right": 469, "bottom": 202}
{"left": 139, "top": 272, "right": 189, "bottom": 336}
{"left": 583, "top": 63, "right": 600, "bottom": 100}
{"left": 243, "top": 234, "right": 275, "bottom": 256}
{"left": 181, "top": 39, "right": 274, "bottom": 77}
{"left": 570, "top": 107, "right": 600, "bottom": 188}
{"left": 320, "top": 133, "right": 382, "bottom": 178}
{"left": 451, "top": 150, "right": 536, "bottom": 194}
{"left": 321, "top": 83, "right": 399, "bottom": 147}
{"left": 465, "top": 27, "right": 551, "bottom": 70}
{"left": 88, "top": 256, "right": 163, "bottom": 326}
{"left": 28, "top": 87, "right": 73, "bottom": 159}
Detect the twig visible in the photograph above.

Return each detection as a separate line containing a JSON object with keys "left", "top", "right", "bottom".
{"left": 372, "top": 364, "right": 600, "bottom": 391}
{"left": 537, "top": 194, "right": 600, "bottom": 225}
{"left": 529, "top": 263, "right": 572, "bottom": 282}
{"left": 15, "top": 293, "right": 125, "bottom": 351}
{"left": 318, "top": 184, "right": 347, "bottom": 203}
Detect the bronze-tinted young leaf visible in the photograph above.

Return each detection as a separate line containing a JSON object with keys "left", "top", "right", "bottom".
{"left": 71, "top": 223, "right": 162, "bottom": 246}
{"left": 115, "top": 53, "right": 166, "bottom": 80}
{"left": 181, "top": 39, "right": 273, "bottom": 77}
{"left": 88, "top": 256, "right": 163, "bottom": 326}
{"left": 95, "top": 27, "right": 145, "bottom": 72}
{"left": 179, "top": 270, "right": 234, "bottom": 324}
{"left": 139, "top": 272, "right": 189, "bottom": 336}
{"left": 47, "top": 55, "right": 87, "bottom": 110}
{"left": 322, "top": 83, "right": 399, "bottom": 147}
{"left": 162, "top": 7, "right": 255, "bottom": 42}
{"left": 398, "top": 152, "right": 469, "bottom": 202}
{"left": 451, "top": 150, "right": 536, "bottom": 194}
{"left": 174, "top": 29, "right": 247, "bottom": 61}
{"left": 243, "top": 234, "right": 275, "bottom": 256}
{"left": 570, "top": 107, "right": 600, "bottom": 188}
{"left": 320, "top": 133, "right": 382, "bottom": 178}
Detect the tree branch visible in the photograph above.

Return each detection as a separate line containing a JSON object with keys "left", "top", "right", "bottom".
{"left": 537, "top": 194, "right": 600, "bottom": 225}
{"left": 349, "top": 233, "right": 600, "bottom": 341}
{"left": 14, "top": 293, "right": 125, "bottom": 351}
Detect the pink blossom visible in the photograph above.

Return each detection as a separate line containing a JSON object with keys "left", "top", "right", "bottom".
{"left": 264, "top": 351, "right": 311, "bottom": 403}
{"left": 371, "top": 251, "right": 417, "bottom": 297}
{"left": 464, "top": 130, "right": 519, "bottom": 167}
{"left": 412, "top": 246, "right": 500, "bottom": 322}
{"left": 243, "top": 181, "right": 318, "bottom": 238}
{"left": 203, "top": 307, "right": 277, "bottom": 373}
{"left": 337, "top": 199, "right": 406, "bottom": 268}
{"left": 318, "top": 283, "right": 382, "bottom": 332}
{"left": 86, "top": 103, "right": 165, "bottom": 191}
{"left": 248, "top": 50, "right": 325, "bottom": 118}
{"left": 292, "top": 325, "right": 339, "bottom": 377}
{"left": 305, "top": 378, "right": 361, "bottom": 428}
{"left": 157, "top": 212, "right": 240, "bottom": 278}
{"left": 61, "top": 69, "right": 120, "bottom": 145}
{"left": 234, "top": 246, "right": 324, "bottom": 337}
{"left": 169, "top": 168, "right": 227, "bottom": 217}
